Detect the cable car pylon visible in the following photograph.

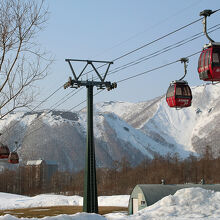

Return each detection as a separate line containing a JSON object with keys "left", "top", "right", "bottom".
{"left": 166, "top": 58, "right": 192, "bottom": 109}
{"left": 64, "top": 59, "right": 116, "bottom": 214}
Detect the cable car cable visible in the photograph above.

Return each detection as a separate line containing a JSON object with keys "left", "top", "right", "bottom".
{"left": 1, "top": 15, "right": 220, "bottom": 143}
{"left": 1, "top": 12, "right": 200, "bottom": 127}
{"left": 79, "top": 23, "right": 220, "bottom": 82}
{"left": 112, "top": 18, "right": 203, "bottom": 62}
{"left": 60, "top": 50, "right": 206, "bottom": 113}
{"left": 106, "top": 25, "right": 220, "bottom": 78}
{"left": 69, "top": 90, "right": 103, "bottom": 111}
{"left": 29, "top": 85, "right": 64, "bottom": 112}
{"left": 97, "top": 10, "right": 220, "bottom": 80}
{"left": 63, "top": 34, "right": 217, "bottom": 112}
{"left": 111, "top": 24, "right": 220, "bottom": 70}
{"left": 27, "top": 22, "right": 213, "bottom": 118}
{"left": 49, "top": 87, "right": 84, "bottom": 110}
{"left": 117, "top": 51, "right": 202, "bottom": 84}
{"left": 0, "top": 87, "right": 84, "bottom": 144}
{"left": 22, "top": 16, "right": 218, "bottom": 114}
{"left": 14, "top": 48, "right": 210, "bottom": 143}
{"left": 2, "top": 25, "right": 220, "bottom": 142}
{"left": 17, "top": 51, "right": 200, "bottom": 141}
{"left": 63, "top": 50, "right": 204, "bottom": 113}
{"left": 36, "top": 25, "right": 220, "bottom": 114}
{"left": 76, "top": 16, "right": 206, "bottom": 79}
{"left": 27, "top": 10, "right": 220, "bottom": 114}
{"left": 1, "top": 10, "right": 219, "bottom": 159}
{"left": 0, "top": 84, "right": 64, "bottom": 144}
{"left": 22, "top": 25, "right": 220, "bottom": 121}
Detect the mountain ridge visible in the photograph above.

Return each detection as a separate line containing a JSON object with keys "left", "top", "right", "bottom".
{"left": 0, "top": 83, "right": 219, "bottom": 171}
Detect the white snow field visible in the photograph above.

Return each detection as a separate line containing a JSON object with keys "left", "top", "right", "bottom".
{"left": 0, "top": 187, "right": 220, "bottom": 219}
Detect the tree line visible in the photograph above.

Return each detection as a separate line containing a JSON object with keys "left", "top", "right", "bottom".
{"left": 0, "top": 147, "right": 220, "bottom": 196}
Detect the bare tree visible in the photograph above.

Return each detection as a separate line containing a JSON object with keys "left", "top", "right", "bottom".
{"left": 0, "top": 0, "right": 52, "bottom": 119}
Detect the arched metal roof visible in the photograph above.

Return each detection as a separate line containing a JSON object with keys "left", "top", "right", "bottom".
{"left": 128, "top": 184, "right": 220, "bottom": 215}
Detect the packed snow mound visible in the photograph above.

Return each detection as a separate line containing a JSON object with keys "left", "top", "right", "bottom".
{"left": 106, "top": 187, "right": 220, "bottom": 219}
{"left": 133, "top": 187, "right": 220, "bottom": 219}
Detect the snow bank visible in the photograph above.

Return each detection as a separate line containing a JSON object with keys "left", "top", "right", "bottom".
{"left": 1, "top": 188, "right": 220, "bottom": 219}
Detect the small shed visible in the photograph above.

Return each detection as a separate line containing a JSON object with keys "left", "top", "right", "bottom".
{"left": 26, "top": 159, "right": 58, "bottom": 185}
{"left": 128, "top": 184, "right": 220, "bottom": 215}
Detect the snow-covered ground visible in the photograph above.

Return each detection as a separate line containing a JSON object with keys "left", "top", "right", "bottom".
{"left": 0, "top": 193, "right": 129, "bottom": 210}
{"left": 0, "top": 187, "right": 220, "bottom": 219}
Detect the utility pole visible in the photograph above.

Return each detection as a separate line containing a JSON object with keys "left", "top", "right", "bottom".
{"left": 64, "top": 59, "right": 116, "bottom": 213}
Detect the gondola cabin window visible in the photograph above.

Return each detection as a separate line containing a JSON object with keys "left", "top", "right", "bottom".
{"left": 176, "top": 86, "right": 191, "bottom": 97}
{"left": 176, "top": 87, "right": 181, "bottom": 96}
{"left": 166, "top": 85, "right": 175, "bottom": 98}
{"left": 204, "top": 50, "right": 210, "bottom": 68}
{"left": 198, "top": 52, "right": 205, "bottom": 72}
{"left": 184, "top": 86, "right": 191, "bottom": 96}
{"left": 213, "top": 48, "right": 220, "bottom": 66}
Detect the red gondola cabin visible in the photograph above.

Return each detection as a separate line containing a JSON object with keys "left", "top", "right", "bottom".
{"left": 0, "top": 144, "right": 10, "bottom": 159}
{"left": 8, "top": 152, "right": 19, "bottom": 164}
{"left": 198, "top": 42, "right": 220, "bottom": 81}
{"left": 166, "top": 80, "right": 192, "bottom": 108}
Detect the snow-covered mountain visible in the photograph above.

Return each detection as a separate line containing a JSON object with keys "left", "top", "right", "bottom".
{"left": 0, "top": 83, "right": 220, "bottom": 171}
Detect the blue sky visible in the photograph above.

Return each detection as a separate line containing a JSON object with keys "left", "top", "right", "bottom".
{"left": 36, "top": 0, "right": 220, "bottom": 111}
